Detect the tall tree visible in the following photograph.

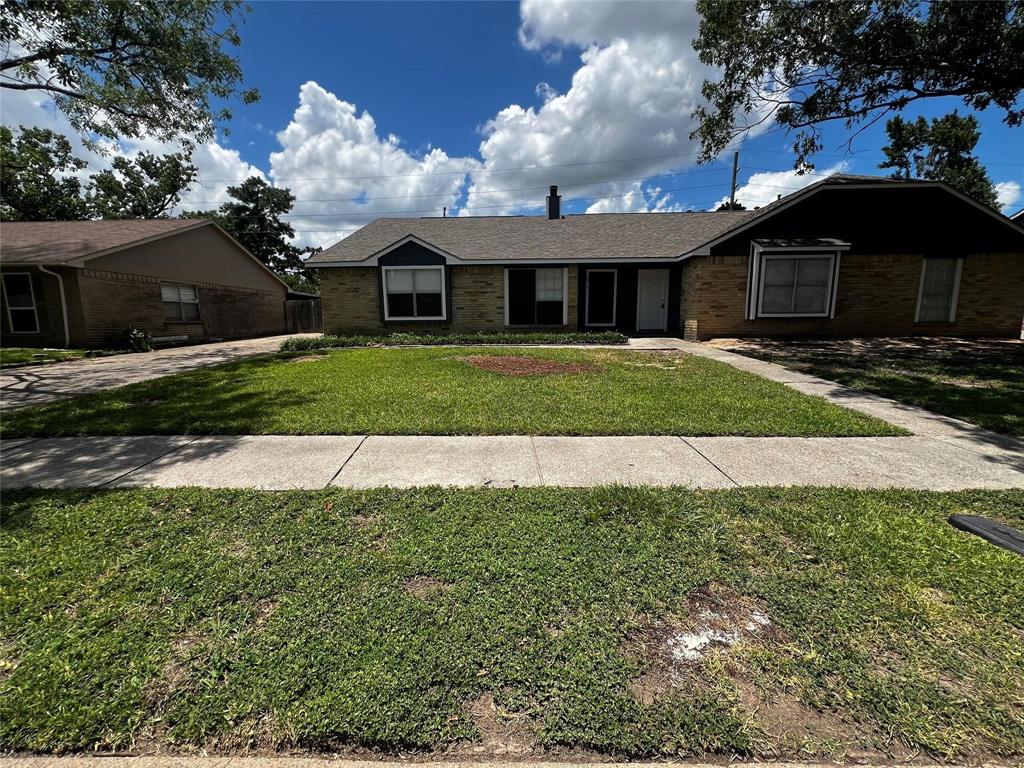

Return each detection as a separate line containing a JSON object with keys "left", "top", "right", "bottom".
{"left": 0, "top": 0, "right": 259, "bottom": 147}
{"left": 879, "top": 112, "right": 999, "bottom": 208}
{"left": 87, "top": 152, "right": 198, "bottom": 219}
{"left": 0, "top": 125, "right": 88, "bottom": 220}
{"left": 692, "top": 0, "right": 1024, "bottom": 167}
{"left": 191, "top": 177, "right": 315, "bottom": 283}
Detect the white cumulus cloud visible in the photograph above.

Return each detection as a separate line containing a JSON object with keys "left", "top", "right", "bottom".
{"left": 462, "top": 0, "right": 728, "bottom": 216}
{"left": 267, "top": 81, "right": 479, "bottom": 248}
{"left": 711, "top": 163, "right": 848, "bottom": 211}
{"left": 995, "top": 180, "right": 1021, "bottom": 213}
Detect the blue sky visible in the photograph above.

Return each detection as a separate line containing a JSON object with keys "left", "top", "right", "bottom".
{"left": 5, "top": 0, "right": 1022, "bottom": 246}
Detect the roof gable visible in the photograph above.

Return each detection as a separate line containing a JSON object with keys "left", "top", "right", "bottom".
{"left": 0, "top": 219, "right": 209, "bottom": 265}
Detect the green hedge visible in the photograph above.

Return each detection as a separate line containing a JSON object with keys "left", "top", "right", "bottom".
{"left": 281, "top": 330, "right": 628, "bottom": 351}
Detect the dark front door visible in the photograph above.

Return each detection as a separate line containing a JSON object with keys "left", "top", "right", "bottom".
{"left": 585, "top": 269, "right": 617, "bottom": 327}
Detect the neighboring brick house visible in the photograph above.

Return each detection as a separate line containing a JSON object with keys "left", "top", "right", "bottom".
{"left": 0, "top": 219, "right": 289, "bottom": 348}
{"left": 308, "top": 175, "right": 1024, "bottom": 340}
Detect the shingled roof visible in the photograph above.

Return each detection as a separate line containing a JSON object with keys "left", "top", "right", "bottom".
{"left": 307, "top": 210, "right": 758, "bottom": 265}
{"left": 0, "top": 219, "right": 209, "bottom": 265}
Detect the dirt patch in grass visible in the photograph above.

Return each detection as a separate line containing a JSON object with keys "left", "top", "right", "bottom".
{"left": 287, "top": 355, "right": 326, "bottom": 363}
{"left": 625, "top": 585, "right": 777, "bottom": 705}
{"left": 461, "top": 692, "right": 539, "bottom": 755}
{"left": 403, "top": 575, "right": 451, "bottom": 599}
{"left": 458, "top": 355, "right": 601, "bottom": 376}
{"left": 729, "top": 671, "right": 873, "bottom": 757}
{"left": 348, "top": 513, "right": 374, "bottom": 529}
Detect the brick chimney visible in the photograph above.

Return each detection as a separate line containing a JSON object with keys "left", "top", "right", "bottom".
{"left": 546, "top": 185, "right": 561, "bottom": 219}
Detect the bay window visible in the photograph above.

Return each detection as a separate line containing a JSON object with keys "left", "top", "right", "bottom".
{"left": 915, "top": 257, "right": 962, "bottom": 323}
{"left": 505, "top": 267, "right": 567, "bottom": 326}
{"left": 759, "top": 256, "right": 832, "bottom": 315}
{"left": 746, "top": 245, "right": 843, "bottom": 320}
{"left": 383, "top": 266, "right": 446, "bottom": 320}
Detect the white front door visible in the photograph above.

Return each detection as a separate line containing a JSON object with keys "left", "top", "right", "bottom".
{"left": 636, "top": 269, "right": 669, "bottom": 331}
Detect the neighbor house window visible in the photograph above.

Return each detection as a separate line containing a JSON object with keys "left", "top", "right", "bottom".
{"left": 915, "top": 257, "right": 962, "bottom": 323}
{"left": 505, "top": 267, "right": 567, "bottom": 326}
{"left": 162, "top": 283, "right": 200, "bottom": 322}
{"left": 2, "top": 272, "right": 40, "bottom": 333}
{"left": 382, "top": 266, "right": 445, "bottom": 320}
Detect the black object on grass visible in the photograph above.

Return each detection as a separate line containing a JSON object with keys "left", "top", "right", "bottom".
{"left": 949, "top": 514, "right": 1024, "bottom": 556}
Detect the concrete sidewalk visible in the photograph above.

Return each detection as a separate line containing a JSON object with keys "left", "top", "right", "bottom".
{"left": 3, "top": 432, "right": 1022, "bottom": 490}
{"left": 3, "top": 338, "right": 1022, "bottom": 491}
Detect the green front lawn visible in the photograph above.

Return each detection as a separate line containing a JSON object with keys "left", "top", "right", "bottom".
{"left": 1, "top": 347, "right": 902, "bottom": 437}
{"left": 0, "top": 347, "right": 88, "bottom": 367}
{"left": 2, "top": 487, "right": 1022, "bottom": 758}
{"left": 719, "top": 337, "right": 1024, "bottom": 436}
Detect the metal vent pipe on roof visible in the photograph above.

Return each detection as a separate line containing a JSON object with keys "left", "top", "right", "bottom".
{"left": 546, "top": 185, "right": 561, "bottom": 219}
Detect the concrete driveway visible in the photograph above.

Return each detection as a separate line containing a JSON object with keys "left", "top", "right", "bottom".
{"left": 0, "top": 334, "right": 314, "bottom": 409}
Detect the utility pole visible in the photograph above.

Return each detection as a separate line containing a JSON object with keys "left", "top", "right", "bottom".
{"left": 729, "top": 150, "right": 739, "bottom": 210}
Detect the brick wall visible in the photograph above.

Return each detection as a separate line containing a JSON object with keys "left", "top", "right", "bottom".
{"left": 681, "top": 252, "right": 1024, "bottom": 340}
{"left": 75, "top": 268, "right": 286, "bottom": 347}
{"left": 320, "top": 265, "right": 580, "bottom": 334}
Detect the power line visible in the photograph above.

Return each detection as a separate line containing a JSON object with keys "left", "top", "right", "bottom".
{"left": 192, "top": 149, "right": 716, "bottom": 184}
{"left": 191, "top": 146, "right": 1024, "bottom": 186}
{"left": 181, "top": 165, "right": 733, "bottom": 206}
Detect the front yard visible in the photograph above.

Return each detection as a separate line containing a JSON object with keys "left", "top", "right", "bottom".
{"left": 2, "top": 487, "right": 1022, "bottom": 758}
{"left": 0, "top": 347, "right": 88, "bottom": 368}
{"left": 714, "top": 337, "right": 1024, "bottom": 436}
{"left": 1, "top": 347, "right": 901, "bottom": 437}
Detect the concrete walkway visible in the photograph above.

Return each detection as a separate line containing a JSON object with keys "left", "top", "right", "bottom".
{"left": 2, "top": 337, "right": 1022, "bottom": 491}
{"left": 0, "top": 335, "right": 313, "bottom": 410}
{"left": 3, "top": 432, "right": 1022, "bottom": 490}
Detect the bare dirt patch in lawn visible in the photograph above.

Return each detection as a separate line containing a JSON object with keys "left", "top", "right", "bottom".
{"left": 459, "top": 692, "right": 539, "bottom": 756}
{"left": 625, "top": 585, "right": 777, "bottom": 705}
{"left": 287, "top": 354, "right": 326, "bottom": 363}
{"left": 729, "top": 670, "right": 873, "bottom": 757}
{"left": 458, "top": 355, "right": 601, "bottom": 376}
{"left": 403, "top": 575, "right": 451, "bottom": 599}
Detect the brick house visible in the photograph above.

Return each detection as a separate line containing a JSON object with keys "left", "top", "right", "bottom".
{"left": 0, "top": 219, "right": 289, "bottom": 348}
{"left": 308, "top": 175, "right": 1024, "bottom": 340}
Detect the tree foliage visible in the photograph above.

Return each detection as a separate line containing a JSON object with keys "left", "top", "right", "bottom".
{"left": 692, "top": 0, "right": 1024, "bottom": 167}
{"left": 0, "top": 0, "right": 259, "bottom": 147}
{"left": 0, "top": 125, "right": 88, "bottom": 220}
{"left": 879, "top": 112, "right": 999, "bottom": 208}
{"left": 716, "top": 200, "right": 747, "bottom": 211}
{"left": 1, "top": 125, "right": 197, "bottom": 221}
{"left": 87, "top": 152, "right": 198, "bottom": 219}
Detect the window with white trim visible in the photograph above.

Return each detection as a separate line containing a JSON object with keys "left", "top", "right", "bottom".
{"left": 2, "top": 272, "right": 40, "bottom": 333}
{"left": 759, "top": 256, "right": 832, "bottom": 315}
{"left": 383, "top": 266, "right": 445, "bottom": 320}
{"left": 916, "top": 257, "right": 962, "bottom": 323}
{"left": 747, "top": 250, "right": 840, "bottom": 319}
{"left": 161, "top": 282, "right": 200, "bottom": 322}
{"left": 506, "top": 267, "right": 567, "bottom": 325}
